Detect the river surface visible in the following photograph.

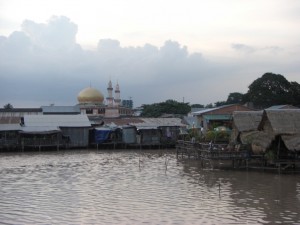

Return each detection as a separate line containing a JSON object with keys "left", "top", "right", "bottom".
{"left": 0, "top": 149, "right": 300, "bottom": 225}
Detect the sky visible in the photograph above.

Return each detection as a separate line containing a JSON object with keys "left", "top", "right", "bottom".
{"left": 1, "top": 0, "right": 300, "bottom": 108}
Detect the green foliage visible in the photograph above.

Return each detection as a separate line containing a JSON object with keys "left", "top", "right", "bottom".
{"left": 246, "top": 72, "right": 295, "bottom": 108}
{"left": 226, "top": 92, "right": 244, "bottom": 104}
{"left": 265, "top": 149, "right": 276, "bottom": 163}
{"left": 204, "top": 130, "right": 230, "bottom": 142}
{"left": 214, "top": 101, "right": 227, "bottom": 107}
{"left": 290, "top": 82, "right": 300, "bottom": 106}
{"left": 191, "top": 104, "right": 204, "bottom": 108}
{"left": 205, "top": 103, "right": 214, "bottom": 108}
{"left": 3, "top": 103, "right": 13, "bottom": 109}
{"left": 141, "top": 99, "right": 191, "bottom": 117}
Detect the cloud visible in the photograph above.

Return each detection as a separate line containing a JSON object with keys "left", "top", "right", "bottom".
{"left": 231, "top": 43, "right": 255, "bottom": 53}
{"left": 232, "top": 43, "right": 283, "bottom": 55}
{"left": 21, "top": 16, "right": 78, "bottom": 50}
{"left": 0, "top": 16, "right": 299, "bottom": 108}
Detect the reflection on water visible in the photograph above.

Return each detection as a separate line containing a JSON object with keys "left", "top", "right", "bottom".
{"left": 0, "top": 150, "right": 300, "bottom": 224}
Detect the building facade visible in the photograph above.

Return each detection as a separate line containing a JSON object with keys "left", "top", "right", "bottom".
{"left": 77, "top": 80, "right": 133, "bottom": 118}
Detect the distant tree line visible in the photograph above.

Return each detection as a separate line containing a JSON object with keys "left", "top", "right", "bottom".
{"left": 140, "top": 73, "right": 300, "bottom": 117}
{"left": 141, "top": 99, "right": 190, "bottom": 117}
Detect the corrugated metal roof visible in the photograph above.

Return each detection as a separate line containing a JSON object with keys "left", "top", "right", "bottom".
{"left": 203, "top": 114, "right": 232, "bottom": 120}
{"left": 192, "top": 107, "right": 217, "bottom": 115}
{"left": 20, "top": 126, "right": 61, "bottom": 134}
{"left": 0, "top": 108, "right": 42, "bottom": 112}
{"left": 131, "top": 118, "right": 185, "bottom": 127}
{"left": 41, "top": 105, "right": 80, "bottom": 114}
{"left": 0, "top": 124, "right": 22, "bottom": 131}
{"left": 267, "top": 105, "right": 299, "bottom": 110}
{"left": 24, "top": 115, "right": 91, "bottom": 127}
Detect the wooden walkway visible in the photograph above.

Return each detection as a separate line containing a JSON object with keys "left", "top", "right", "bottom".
{"left": 176, "top": 141, "right": 300, "bottom": 173}
{"left": 176, "top": 140, "right": 249, "bottom": 160}
{"left": 176, "top": 140, "right": 258, "bottom": 170}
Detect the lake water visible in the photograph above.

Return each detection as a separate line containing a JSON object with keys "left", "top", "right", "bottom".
{"left": 0, "top": 149, "right": 300, "bottom": 225}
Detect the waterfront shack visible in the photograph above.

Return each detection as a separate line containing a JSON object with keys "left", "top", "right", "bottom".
{"left": 23, "top": 115, "right": 91, "bottom": 148}
{"left": 131, "top": 118, "right": 185, "bottom": 148}
{"left": 19, "top": 126, "right": 62, "bottom": 150}
{"left": 231, "top": 111, "right": 264, "bottom": 152}
{"left": 0, "top": 124, "right": 22, "bottom": 150}
{"left": 192, "top": 104, "right": 254, "bottom": 133}
{"left": 121, "top": 125, "right": 137, "bottom": 145}
{"left": 136, "top": 126, "right": 162, "bottom": 147}
{"left": 90, "top": 126, "right": 122, "bottom": 149}
{"left": 257, "top": 109, "right": 300, "bottom": 155}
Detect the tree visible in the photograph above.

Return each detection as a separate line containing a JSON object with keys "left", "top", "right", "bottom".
{"left": 214, "top": 101, "right": 226, "bottom": 107}
{"left": 246, "top": 73, "right": 293, "bottom": 108}
{"left": 226, "top": 92, "right": 244, "bottom": 104}
{"left": 290, "top": 82, "right": 300, "bottom": 106}
{"left": 3, "top": 103, "right": 13, "bottom": 109}
{"left": 191, "top": 104, "right": 204, "bottom": 108}
{"left": 141, "top": 99, "right": 191, "bottom": 117}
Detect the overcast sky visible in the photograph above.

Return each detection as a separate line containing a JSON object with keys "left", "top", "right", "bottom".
{"left": 1, "top": 0, "right": 300, "bottom": 108}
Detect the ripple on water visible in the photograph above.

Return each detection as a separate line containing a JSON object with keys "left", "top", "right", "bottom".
{"left": 0, "top": 150, "right": 300, "bottom": 224}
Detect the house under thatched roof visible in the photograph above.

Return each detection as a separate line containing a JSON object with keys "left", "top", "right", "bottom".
{"left": 231, "top": 111, "right": 263, "bottom": 147}
{"left": 258, "top": 109, "right": 300, "bottom": 152}
{"left": 259, "top": 109, "right": 300, "bottom": 135}
{"left": 233, "top": 111, "right": 263, "bottom": 132}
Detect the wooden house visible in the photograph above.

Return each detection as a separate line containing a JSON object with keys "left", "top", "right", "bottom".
{"left": 192, "top": 104, "right": 254, "bottom": 133}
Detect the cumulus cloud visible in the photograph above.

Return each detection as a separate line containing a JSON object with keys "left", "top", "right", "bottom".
{"left": 0, "top": 16, "right": 299, "bottom": 108}
{"left": 21, "top": 16, "right": 78, "bottom": 50}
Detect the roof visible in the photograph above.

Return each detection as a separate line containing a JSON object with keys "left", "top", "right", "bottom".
{"left": 233, "top": 111, "right": 263, "bottom": 132}
{"left": 259, "top": 109, "right": 300, "bottom": 135}
{"left": 191, "top": 108, "right": 206, "bottom": 113}
{"left": 203, "top": 114, "right": 232, "bottom": 120}
{"left": 183, "top": 116, "right": 201, "bottom": 129}
{"left": 267, "top": 105, "right": 299, "bottom": 110}
{"left": 0, "top": 108, "right": 42, "bottom": 113}
{"left": 41, "top": 105, "right": 80, "bottom": 114}
{"left": 0, "top": 124, "right": 22, "bottom": 131}
{"left": 192, "top": 104, "right": 253, "bottom": 116}
{"left": 20, "top": 126, "right": 61, "bottom": 134}
{"left": 130, "top": 118, "right": 185, "bottom": 128}
{"left": 281, "top": 134, "right": 300, "bottom": 152}
{"left": 24, "top": 115, "right": 91, "bottom": 127}
{"left": 100, "top": 117, "right": 185, "bottom": 128}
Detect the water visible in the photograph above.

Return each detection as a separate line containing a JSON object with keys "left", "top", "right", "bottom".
{"left": 0, "top": 149, "right": 300, "bottom": 225}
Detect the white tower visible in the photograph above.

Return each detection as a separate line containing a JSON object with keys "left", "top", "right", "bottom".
{"left": 114, "top": 82, "right": 121, "bottom": 107}
{"left": 106, "top": 79, "right": 114, "bottom": 107}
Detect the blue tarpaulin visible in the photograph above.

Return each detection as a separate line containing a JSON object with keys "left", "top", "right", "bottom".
{"left": 94, "top": 128, "right": 112, "bottom": 144}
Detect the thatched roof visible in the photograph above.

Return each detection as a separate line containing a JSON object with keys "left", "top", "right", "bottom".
{"left": 259, "top": 109, "right": 300, "bottom": 135}
{"left": 250, "top": 131, "right": 274, "bottom": 154}
{"left": 232, "top": 111, "right": 263, "bottom": 132}
{"left": 281, "top": 134, "right": 300, "bottom": 152}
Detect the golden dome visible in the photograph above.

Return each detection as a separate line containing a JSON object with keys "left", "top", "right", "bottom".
{"left": 77, "top": 87, "right": 104, "bottom": 104}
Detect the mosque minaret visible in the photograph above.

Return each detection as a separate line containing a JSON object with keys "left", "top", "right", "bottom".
{"left": 106, "top": 80, "right": 114, "bottom": 107}
{"left": 114, "top": 82, "right": 121, "bottom": 107}
{"left": 77, "top": 79, "right": 132, "bottom": 118}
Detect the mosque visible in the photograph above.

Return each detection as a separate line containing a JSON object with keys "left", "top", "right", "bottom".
{"left": 77, "top": 80, "right": 133, "bottom": 118}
